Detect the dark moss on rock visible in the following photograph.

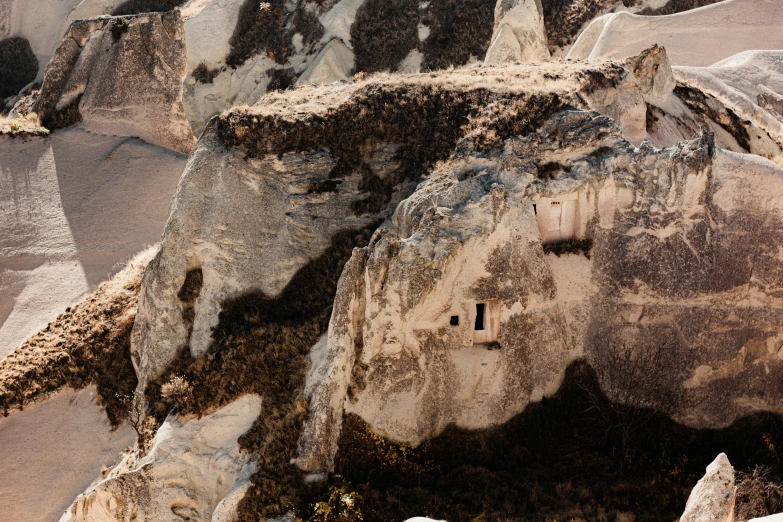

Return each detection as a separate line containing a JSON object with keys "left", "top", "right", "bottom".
{"left": 541, "top": 0, "right": 620, "bottom": 49}
{"left": 146, "top": 223, "right": 380, "bottom": 520}
{"left": 111, "top": 0, "right": 186, "bottom": 15}
{"left": 192, "top": 62, "right": 220, "bottom": 84}
{"left": 324, "top": 361, "right": 783, "bottom": 522}
{"left": 675, "top": 84, "right": 752, "bottom": 151}
{"left": 351, "top": 0, "right": 419, "bottom": 73}
{"left": 267, "top": 67, "right": 297, "bottom": 91}
{"left": 0, "top": 37, "right": 38, "bottom": 100}
{"left": 422, "top": 0, "right": 496, "bottom": 70}
{"left": 216, "top": 84, "right": 571, "bottom": 214}
{"left": 227, "top": 0, "right": 297, "bottom": 68}
{"left": 637, "top": 0, "right": 724, "bottom": 15}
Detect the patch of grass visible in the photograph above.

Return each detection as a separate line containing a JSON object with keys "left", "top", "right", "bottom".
{"left": 226, "top": 0, "right": 293, "bottom": 68}
{"left": 637, "top": 0, "right": 724, "bottom": 15}
{"left": 0, "top": 248, "right": 155, "bottom": 426}
{"left": 351, "top": 0, "right": 419, "bottom": 73}
{"left": 543, "top": 238, "right": 593, "bottom": 258}
{"left": 192, "top": 62, "right": 220, "bottom": 84}
{"left": 111, "top": 0, "right": 186, "bottom": 15}
{"left": 422, "top": 0, "right": 495, "bottom": 70}
{"left": 111, "top": 17, "right": 131, "bottom": 41}
{"left": 0, "top": 37, "right": 38, "bottom": 99}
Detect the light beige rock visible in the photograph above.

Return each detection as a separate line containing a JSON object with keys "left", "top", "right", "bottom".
{"left": 484, "top": 0, "right": 549, "bottom": 65}
{"left": 60, "top": 394, "right": 262, "bottom": 522}
{"left": 295, "top": 108, "right": 783, "bottom": 472}
{"left": 567, "top": 0, "right": 783, "bottom": 67}
{"left": 35, "top": 12, "right": 195, "bottom": 154}
{"left": 297, "top": 38, "right": 355, "bottom": 86}
{"left": 0, "top": 387, "right": 136, "bottom": 522}
{"left": 680, "top": 453, "right": 736, "bottom": 522}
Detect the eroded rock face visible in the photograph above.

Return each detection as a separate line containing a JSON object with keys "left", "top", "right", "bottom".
{"left": 484, "top": 0, "right": 549, "bottom": 65}
{"left": 35, "top": 11, "right": 195, "bottom": 154}
{"left": 130, "top": 61, "right": 630, "bottom": 390}
{"left": 295, "top": 109, "right": 783, "bottom": 473}
{"left": 60, "top": 394, "right": 262, "bottom": 522}
{"left": 680, "top": 453, "right": 736, "bottom": 522}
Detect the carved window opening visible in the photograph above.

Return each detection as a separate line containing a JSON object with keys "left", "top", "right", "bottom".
{"left": 475, "top": 303, "right": 485, "bottom": 331}
{"left": 450, "top": 315, "right": 459, "bottom": 326}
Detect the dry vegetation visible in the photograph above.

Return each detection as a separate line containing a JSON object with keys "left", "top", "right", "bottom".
{"left": 319, "top": 361, "right": 783, "bottom": 522}
{"left": 637, "top": 0, "right": 725, "bottom": 15}
{"left": 111, "top": 0, "right": 186, "bottom": 15}
{"left": 351, "top": 0, "right": 419, "bottom": 73}
{"left": 0, "top": 248, "right": 155, "bottom": 426}
{"left": 0, "top": 37, "right": 38, "bottom": 100}
{"left": 226, "top": 0, "right": 323, "bottom": 68}
{"left": 0, "top": 112, "right": 49, "bottom": 136}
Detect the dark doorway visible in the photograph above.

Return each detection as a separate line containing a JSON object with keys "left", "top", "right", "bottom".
{"left": 475, "top": 303, "right": 485, "bottom": 331}
{"left": 450, "top": 315, "right": 459, "bottom": 326}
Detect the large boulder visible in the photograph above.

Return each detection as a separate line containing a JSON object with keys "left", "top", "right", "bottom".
{"left": 35, "top": 11, "right": 195, "bottom": 154}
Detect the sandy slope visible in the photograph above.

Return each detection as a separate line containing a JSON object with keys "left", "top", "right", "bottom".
{"left": 568, "top": 0, "right": 783, "bottom": 66}
{"left": 0, "top": 127, "right": 186, "bottom": 359}
{"left": 0, "top": 386, "right": 135, "bottom": 522}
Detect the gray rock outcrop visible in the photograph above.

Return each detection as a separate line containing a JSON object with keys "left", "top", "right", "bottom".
{"left": 35, "top": 11, "right": 195, "bottom": 154}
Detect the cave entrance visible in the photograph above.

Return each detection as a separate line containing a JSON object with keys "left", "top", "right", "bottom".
{"left": 473, "top": 300, "right": 499, "bottom": 345}
{"left": 474, "top": 303, "right": 485, "bottom": 331}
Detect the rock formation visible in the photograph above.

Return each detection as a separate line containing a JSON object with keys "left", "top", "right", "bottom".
{"left": 680, "top": 453, "right": 736, "bottom": 522}
{"left": 294, "top": 105, "right": 783, "bottom": 472}
{"left": 60, "top": 394, "right": 262, "bottom": 522}
{"left": 35, "top": 11, "right": 195, "bottom": 154}
{"left": 4, "top": 0, "right": 783, "bottom": 521}
{"left": 129, "top": 60, "right": 628, "bottom": 390}
{"left": 484, "top": 0, "right": 549, "bottom": 65}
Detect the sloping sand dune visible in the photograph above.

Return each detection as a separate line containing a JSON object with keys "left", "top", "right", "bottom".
{"left": 0, "top": 127, "right": 185, "bottom": 359}
{"left": 0, "top": 386, "right": 135, "bottom": 522}
{"left": 568, "top": 0, "right": 783, "bottom": 66}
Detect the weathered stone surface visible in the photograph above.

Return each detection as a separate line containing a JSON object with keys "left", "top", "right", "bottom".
{"left": 60, "top": 394, "right": 262, "bottom": 522}
{"left": 131, "top": 61, "right": 630, "bottom": 390}
{"left": 295, "top": 108, "right": 783, "bottom": 472}
{"left": 35, "top": 11, "right": 195, "bottom": 154}
{"left": 484, "top": 0, "right": 548, "bottom": 65}
{"left": 681, "top": 453, "right": 736, "bottom": 522}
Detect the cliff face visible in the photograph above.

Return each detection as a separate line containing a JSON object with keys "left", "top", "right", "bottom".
{"left": 295, "top": 108, "right": 783, "bottom": 473}
{"left": 5, "top": 1, "right": 783, "bottom": 521}
{"left": 130, "top": 60, "right": 627, "bottom": 389}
